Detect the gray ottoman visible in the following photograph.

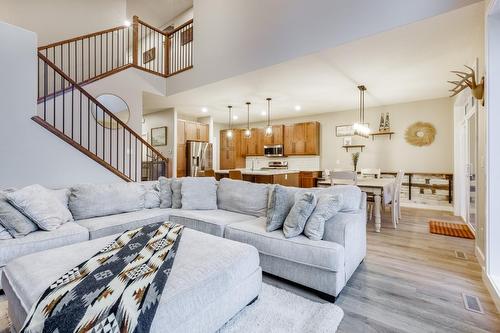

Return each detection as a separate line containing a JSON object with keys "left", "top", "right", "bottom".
{"left": 2, "top": 228, "right": 262, "bottom": 333}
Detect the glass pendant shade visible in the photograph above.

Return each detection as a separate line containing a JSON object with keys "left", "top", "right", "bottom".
{"left": 353, "top": 86, "right": 370, "bottom": 138}
{"left": 265, "top": 98, "right": 273, "bottom": 137}
{"left": 244, "top": 102, "right": 252, "bottom": 138}
{"left": 226, "top": 105, "right": 233, "bottom": 139}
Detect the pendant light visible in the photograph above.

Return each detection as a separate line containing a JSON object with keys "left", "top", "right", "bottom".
{"left": 226, "top": 105, "right": 233, "bottom": 138}
{"left": 353, "top": 85, "right": 370, "bottom": 138}
{"left": 244, "top": 102, "right": 252, "bottom": 138}
{"left": 265, "top": 97, "right": 273, "bottom": 137}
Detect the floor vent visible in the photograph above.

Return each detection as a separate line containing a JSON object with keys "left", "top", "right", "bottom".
{"left": 462, "top": 293, "right": 484, "bottom": 314}
{"left": 455, "top": 250, "right": 468, "bottom": 260}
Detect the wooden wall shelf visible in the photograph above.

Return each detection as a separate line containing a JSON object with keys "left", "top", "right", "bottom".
{"left": 370, "top": 131, "right": 395, "bottom": 140}
{"left": 342, "top": 144, "right": 365, "bottom": 152}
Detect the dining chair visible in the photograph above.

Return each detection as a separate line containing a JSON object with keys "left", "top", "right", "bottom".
{"left": 394, "top": 170, "right": 405, "bottom": 223}
{"left": 330, "top": 170, "right": 357, "bottom": 185}
{"left": 367, "top": 170, "right": 404, "bottom": 228}
{"left": 203, "top": 169, "right": 215, "bottom": 177}
{"left": 361, "top": 168, "right": 381, "bottom": 179}
{"left": 228, "top": 170, "right": 243, "bottom": 180}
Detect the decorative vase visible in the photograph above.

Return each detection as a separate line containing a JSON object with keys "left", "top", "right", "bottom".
{"left": 379, "top": 113, "right": 385, "bottom": 132}
{"left": 384, "top": 113, "right": 391, "bottom": 131}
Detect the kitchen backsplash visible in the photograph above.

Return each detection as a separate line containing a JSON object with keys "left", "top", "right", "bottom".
{"left": 245, "top": 156, "right": 321, "bottom": 171}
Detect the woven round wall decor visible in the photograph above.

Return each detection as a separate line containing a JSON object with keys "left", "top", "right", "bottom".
{"left": 405, "top": 122, "right": 436, "bottom": 147}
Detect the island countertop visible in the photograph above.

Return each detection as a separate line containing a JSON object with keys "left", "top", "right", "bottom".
{"left": 215, "top": 169, "right": 301, "bottom": 176}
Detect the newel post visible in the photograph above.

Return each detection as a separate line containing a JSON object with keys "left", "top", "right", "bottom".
{"left": 164, "top": 33, "right": 170, "bottom": 76}
{"left": 132, "top": 15, "right": 139, "bottom": 66}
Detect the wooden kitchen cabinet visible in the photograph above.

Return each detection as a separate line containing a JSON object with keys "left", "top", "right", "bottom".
{"left": 299, "top": 171, "right": 321, "bottom": 188}
{"left": 284, "top": 121, "right": 320, "bottom": 155}
{"left": 244, "top": 128, "right": 264, "bottom": 156}
{"left": 220, "top": 129, "right": 245, "bottom": 170}
{"left": 197, "top": 123, "right": 209, "bottom": 142}
{"left": 263, "top": 125, "right": 284, "bottom": 146}
{"left": 177, "top": 120, "right": 186, "bottom": 144}
{"left": 176, "top": 143, "right": 186, "bottom": 177}
{"left": 184, "top": 121, "right": 198, "bottom": 141}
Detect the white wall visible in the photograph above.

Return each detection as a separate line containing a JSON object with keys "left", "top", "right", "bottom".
{"left": 142, "top": 108, "right": 176, "bottom": 162}
{"left": 166, "top": 0, "right": 481, "bottom": 95}
{"left": 242, "top": 98, "right": 454, "bottom": 173}
{"left": 0, "top": 22, "right": 122, "bottom": 188}
{"left": 0, "top": 0, "right": 127, "bottom": 46}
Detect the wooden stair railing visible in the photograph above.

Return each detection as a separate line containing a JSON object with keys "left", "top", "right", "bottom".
{"left": 37, "top": 16, "right": 194, "bottom": 102}
{"left": 36, "top": 52, "right": 168, "bottom": 182}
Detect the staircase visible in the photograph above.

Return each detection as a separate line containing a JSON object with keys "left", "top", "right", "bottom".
{"left": 34, "top": 16, "right": 194, "bottom": 181}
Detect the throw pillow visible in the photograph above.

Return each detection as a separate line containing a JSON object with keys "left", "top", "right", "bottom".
{"left": 52, "top": 188, "right": 70, "bottom": 208}
{"left": 158, "top": 177, "right": 173, "bottom": 208}
{"left": 321, "top": 185, "right": 362, "bottom": 212}
{"left": 6, "top": 184, "right": 73, "bottom": 231}
{"left": 217, "top": 178, "right": 269, "bottom": 217}
{"left": 266, "top": 185, "right": 301, "bottom": 232}
{"left": 0, "top": 191, "right": 38, "bottom": 238}
{"left": 304, "top": 194, "right": 343, "bottom": 240}
{"left": 171, "top": 179, "right": 182, "bottom": 209}
{"left": 69, "top": 183, "right": 145, "bottom": 220}
{"left": 143, "top": 181, "right": 161, "bottom": 209}
{"left": 283, "top": 192, "right": 317, "bottom": 238}
{"left": 181, "top": 177, "right": 218, "bottom": 210}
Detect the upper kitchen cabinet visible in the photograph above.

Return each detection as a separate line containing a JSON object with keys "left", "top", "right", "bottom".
{"left": 284, "top": 121, "right": 320, "bottom": 155}
{"left": 244, "top": 128, "right": 264, "bottom": 156}
{"left": 263, "top": 125, "right": 284, "bottom": 146}
{"left": 178, "top": 119, "right": 210, "bottom": 142}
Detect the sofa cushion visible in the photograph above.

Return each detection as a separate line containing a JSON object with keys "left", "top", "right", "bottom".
{"left": 76, "top": 208, "right": 173, "bottom": 239}
{"left": 217, "top": 178, "right": 269, "bottom": 217}
{"left": 0, "top": 192, "right": 38, "bottom": 238}
{"left": 0, "top": 222, "right": 88, "bottom": 267}
{"left": 283, "top": 192, "right": 317, "bottom": 238}
{"left": 158, "top": 177, "right": 173, "bottom": 208}
{"left": 69, "top": 183, "right": 146, "bottom": 220}
{"left": 2, "top": 228, "right": 260, "bottom": 333}
{"left": 171, "top": 179, "right": 182, "bottom": 209}
{"left": 169, "top": 209, "right": 257, "bottom": 237}
{"left": 320, "top": 185, "right": 362, "bottom": 213}
{"left": 5, "top": 184, "right": 73, "bottom": 231}
{"left": 181, "top": 177, "right": 218, "bottom": 210}
{"left": 225, "top": 218, "right": 344, "bottom": 272}
{"left": 304, "top": 194, "right": 343, "bottom": 241}
{"left": 142, "top": 181, "right": 160, "bottom": 209}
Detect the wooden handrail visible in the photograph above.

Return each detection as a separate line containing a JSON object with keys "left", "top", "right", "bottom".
{"left": 38, "top": 25, "right": 127, "bottom": 51}
{"left": 168, "top": 19, "right": 194, "bottom": 36}
{"left": 38, "top": 52, "right": 168, "bottom": 161}
{"left": 137, "top": 19, "right": 168, "bottom": 36}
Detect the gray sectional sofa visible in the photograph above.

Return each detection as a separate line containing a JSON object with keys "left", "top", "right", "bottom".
{"left": 0, "top": 177, "right": 367, "bottom": 301}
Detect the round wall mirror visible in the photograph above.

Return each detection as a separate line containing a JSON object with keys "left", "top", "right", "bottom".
{"left": 92, "top": 94, "right": 130, "bottom": 129}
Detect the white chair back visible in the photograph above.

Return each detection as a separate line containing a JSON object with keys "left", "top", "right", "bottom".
{"left": 330, "top": 171, "right": 357, "bottom": 185}
{"left": 392, "top": 170, "right": 405, "bottom": 224}
{"left": 361, "top": 168, "right": 381, "bottom": 179}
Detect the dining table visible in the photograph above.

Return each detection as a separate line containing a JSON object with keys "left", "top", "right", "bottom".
{"left": 317, "top": 177, "right": 396, "bottom": 232}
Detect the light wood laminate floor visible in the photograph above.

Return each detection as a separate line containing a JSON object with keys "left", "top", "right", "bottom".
{"left": 264, "top": 207, "right": 500, "bottom": 332}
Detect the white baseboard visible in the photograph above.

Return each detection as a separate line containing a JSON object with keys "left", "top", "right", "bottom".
{"left": 475, "top": 246, "right": 485, "bottom": 269}
{"left": 482, "top": 271, "right": 500, "bottom": 313}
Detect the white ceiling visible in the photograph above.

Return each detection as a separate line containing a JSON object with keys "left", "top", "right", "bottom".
{"left": 127, "top": 0, "right": 193, "bottom": 27}
{"left": 143, "top": 2, "right": 484, "bottom": 124}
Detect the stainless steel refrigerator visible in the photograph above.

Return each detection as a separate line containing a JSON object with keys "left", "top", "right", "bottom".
{"left": 186, "top": 140, "right": 213, "bottom": 176}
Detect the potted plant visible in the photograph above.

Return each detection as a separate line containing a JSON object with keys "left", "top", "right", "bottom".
{"left": 352, "top": 152, "right": 360, "bottom": 172}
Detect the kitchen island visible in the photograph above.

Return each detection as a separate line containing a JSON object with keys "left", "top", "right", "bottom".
{"left": 215, "top": 169, "right": 300, "bottom": 187}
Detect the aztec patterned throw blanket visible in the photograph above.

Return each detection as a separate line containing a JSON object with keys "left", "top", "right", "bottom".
{"left": 21, "top": 222, "right": 184, "bottom": 333}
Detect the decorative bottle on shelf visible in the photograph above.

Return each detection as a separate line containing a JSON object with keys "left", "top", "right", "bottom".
{"left": 379, "top": 113, "right": 385, "bottom": 132}
{"left": 384, "top": 113, "right": 391, "bottom": 132}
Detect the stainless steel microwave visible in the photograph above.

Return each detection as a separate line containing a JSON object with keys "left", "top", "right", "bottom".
{"left": 264, "top": 145, "right": 284, "bottom": 157}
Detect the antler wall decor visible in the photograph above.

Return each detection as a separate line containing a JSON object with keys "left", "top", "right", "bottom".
{"left": 448, "top": 65, "right": 484, "bottom": 102}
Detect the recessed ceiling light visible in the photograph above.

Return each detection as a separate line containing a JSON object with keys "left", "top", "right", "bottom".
{"left": 261, "top": 111, "right": 267, "bottom": 116}
{"left": 233, "top": 115, "right": 238, "bottom": 120}
{"left": 124, "top": 20, "right": 131, "bottom": 27}
{"left": 294, "top": 105, "right": 301, "bottom": 111}
{"left": 201, "top": 107, "right": 208, "bottom": 113}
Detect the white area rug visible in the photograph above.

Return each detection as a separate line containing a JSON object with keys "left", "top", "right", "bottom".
{"left": 0, "top": 283, "right": 343, "bottom": 333}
